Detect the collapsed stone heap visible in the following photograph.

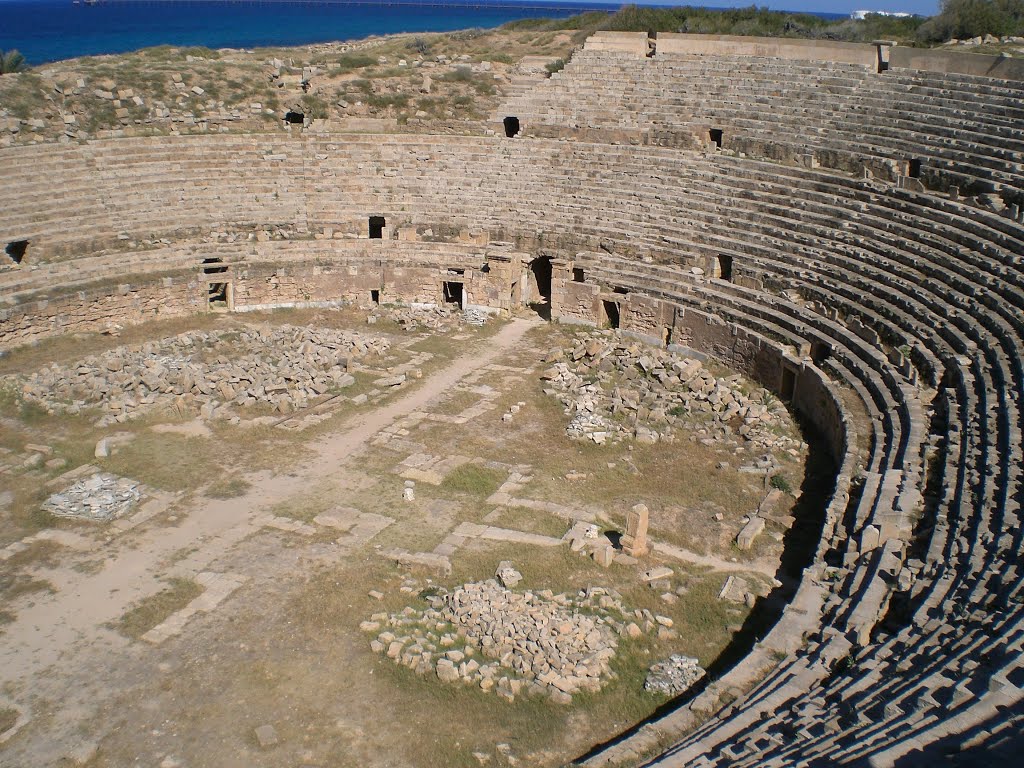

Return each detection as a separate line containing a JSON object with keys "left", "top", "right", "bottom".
{"left": 369, "top": 304, "right": 487, "bottom": 332}
{"left": 365, "top": 580, "right": 636, "bottom": 704}
{"left": 15, "top": 325, "right": 388, "bottom": 424}
{"left": 43, "top": 472, "right": 141, "bottom": 522}
{"left": 644, "top": 654, "right": 706, "bottom": 697}
{"left": 541, "top": 332, "right": 797, "bottom": 451}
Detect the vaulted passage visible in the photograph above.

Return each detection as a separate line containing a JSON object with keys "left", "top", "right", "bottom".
{"left": 602, "top": 300, "right": 620, "bottom": 329}
{"left": 5, "top": 240, "right": 28, "bottom": 264}
{"left": 443, "top": 281, "right": 463, "bottom": 308}
{"left": 503, "top": 116, "right": 521, "bottom": 138}
{"left": 369, "top": 216, "right": 386, "bottom": 239}
{"left": 528, "top": 256, "right": 552, "bottom": 320}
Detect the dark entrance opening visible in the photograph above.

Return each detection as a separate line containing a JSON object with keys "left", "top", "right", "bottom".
{"left": 369, "top": 216, "right": 386, "bottom": 239}
{"left": 371, "top": 289, "right": 380, "bottom": 305}
{"left": 908, "top": 158, "right": 922, "bottom": 178}
{"left": 572, "top": 267, "right": 585, "bottom": 283}
{"left": 202, "top": 256, "right": 227, "bottom": 275}
{"left": 646, "top": 31, "right": 656, "bottom": 58}
{"left": 613, "top": 286, "right": 629, "bottom": 295}
{"left": 208, "top": 282, "right": 229, "bottom": 308}
{"left": 780, "top": 367, "right": 797, "bottom": 401}
{"left": 602, "top": 300, "right": 620, "bottom": 329}
{"left": 443, "top": 281, "right": 463, "bottom": 308}
{"left": 876, "top": 46, "right": 890, "bottom": 73}
{"left": 664, "top": 326, "right": 673, "bottom": 347}
{"left": 5, "top": 240, "right": 28, "bottom": 264}
{"left": 709, "top": 128, "right": 723, "bottom": 149}
{"left": 811, "top": 341, "right": 831, "bottom": 365}
{"left": 503, "top": 116, "right": 520, "bottom": 138}
{"left": 528, "top": 256, "right": 553, "bottom": 320}
{"left": 284, "top": 111, "right": 304, "bottom": 125}
{"left": 717, "top": 253, "right": 733, "bottom": 281}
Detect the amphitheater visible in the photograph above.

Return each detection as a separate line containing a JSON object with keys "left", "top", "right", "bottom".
{"left": 1, "top": 29, "right": 1023, "bottom": 767}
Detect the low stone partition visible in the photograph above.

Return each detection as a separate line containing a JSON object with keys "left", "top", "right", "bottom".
{"left": 655, "top": 33, "right": 879, "bottom": 68}
{"left": 583, "top": 31, "right": 649, "bottom": 56}
{"left": 0, "top": 239, "right": 530, "bottom": 350}
{"left": 889, "top": 46, "right": 1024, "bottom": 81}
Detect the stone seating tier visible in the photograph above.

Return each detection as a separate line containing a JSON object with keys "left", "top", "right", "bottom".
{"left": 0, "top": 81, "right": 1021, "bottom": 767}
{"left": 499, "top": 50, "right": 1024, "bottom": 191}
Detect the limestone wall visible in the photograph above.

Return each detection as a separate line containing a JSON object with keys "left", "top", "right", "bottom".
{"left": 890, "top": 46, "right": 1024, "bottom": 81}
{"left": 656, "top": 33, "right": 879, "bottom": 67}
{"left": 0, "top": 275, "right": 201, "bottom": 348}
{"left": 583, "top": 31, "right": 648, "bottom": 56}
{"left": 1, "top": 127, "right": 1022, "bottom": 766}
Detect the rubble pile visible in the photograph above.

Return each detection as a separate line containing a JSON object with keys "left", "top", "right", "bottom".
{"left": 43, "top": 472, "right": 141, "bottom": 522}
{"left": 364, "top": 580, "right": 645, "bottom": 704}
{"left": 644, "top": 654, "right": 706, "bottom": 697}
{"left": 370, "top": 304, "right": 482, "bottom": 332}
{"left": 16, "top": 325, "right": 389, "bottom": 425}
{"left": 541, "top": 332, "right": 799, "bottom": 450}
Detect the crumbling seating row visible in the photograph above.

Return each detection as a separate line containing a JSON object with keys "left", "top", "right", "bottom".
{"left": 503, "top": 49, "right": 1024, "bottom": 190}
{"left": 1, "top": 129, "right": 1021, "bottom": 766}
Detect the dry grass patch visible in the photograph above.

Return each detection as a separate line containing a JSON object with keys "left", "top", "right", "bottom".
{"left": 203, "top": 474, "right": 251, "bottom": 499}
{"left": 114, "top": 577, "right": 203, "bottom": 640}
{"left": 428, "top": 387, "right": 482, "bottom": 416}
{"left": 0, "top": 707, "right": 19, "bottom": 735}
{"left": 485, "top": 505, "right": 568, "bottom": 538}
{"left": 2, "top": 539, "right": 62, "bottom": 570}
{"left": 0, "top": 572, "right": 55, "bottom": 604}
{"left": 439, "top": 464, "right": 506, "bottom": 497}
{"left": 268, "top": 481, "right": 341, "bottom": 524}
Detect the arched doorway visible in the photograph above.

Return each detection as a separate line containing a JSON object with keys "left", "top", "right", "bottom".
{"left": 527, "top": 256, "right": 552, "bottom": 320}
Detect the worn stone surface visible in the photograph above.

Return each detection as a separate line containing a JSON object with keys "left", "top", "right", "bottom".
{"left": 42, "top": 472, "right": 141, "bottom": 522}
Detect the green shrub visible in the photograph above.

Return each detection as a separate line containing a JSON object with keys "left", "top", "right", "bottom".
{"left": 545, "top": 58, "right": 566, "bottom": 74}
{"left": 441, "top": 66, "right": 474, "bottom": 82}
{"left": 336, "top": 53, "right": 378, "bottom": 71}
{"left": 917, "top": 0, "right": 1024, "bottom": 42}
{"left": 180, "top": 46, "right": 220, "bottom": 60}
{"left": 0, "top": 49, "right": 28, "bottom": 75}
{"left": 366, "top": 92, "right": 409, "bottom": 110}
{"left": 769, "top": 474, "right": 793, "bottom": 494}
{"left": 300, "top": 93, "right": 329, "bottom": 119}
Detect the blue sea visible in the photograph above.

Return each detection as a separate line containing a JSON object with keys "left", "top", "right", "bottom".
{"left": 0, "top": 0, "right": 621, "bottom": 65}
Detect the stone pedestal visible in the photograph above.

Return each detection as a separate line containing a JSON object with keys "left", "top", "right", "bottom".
{"left": 621, "top": 503, "right": 649, "bottom": 557}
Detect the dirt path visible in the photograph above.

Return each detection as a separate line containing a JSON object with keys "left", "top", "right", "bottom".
{"left": 0, "top": 319, "right": 537, "bottom": 732}
{"left": 307, "top": 317, "right": 537, "bottom": 473}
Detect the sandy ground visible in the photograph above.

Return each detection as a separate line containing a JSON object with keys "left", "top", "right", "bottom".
{"left": 0, "top": 318, "right": 537, "bottom": 766}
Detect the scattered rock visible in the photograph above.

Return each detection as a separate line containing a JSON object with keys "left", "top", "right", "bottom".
{"left": 367, "top": 579, "right": 628, "bottom": 704}
{"left": 542, "top": 332, "right": 799, "bottom": 451}
{"left": 14, "top": 325, "right": 389, "bottom": 427}
{"left": 495, "top": 560, "right": 522, "bottom": 588}
{"left": 254, "top": 724, "right": 279, "bottom": 748}
{"left": 644, "top": 654, "right": 706, "bottom": 696}
{"left": 43, "top": 472, "right": 141, "bottom": 522}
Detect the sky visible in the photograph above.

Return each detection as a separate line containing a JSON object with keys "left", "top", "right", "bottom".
{"left": 0, "top": 0, "right": 943, "bottom": 17}
{"left": 553, "top": 0, "right": 941, "bottom": 15}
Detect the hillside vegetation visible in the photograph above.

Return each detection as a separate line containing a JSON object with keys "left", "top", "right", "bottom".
{"left": 509, "top": 1, "right": 1024, "bottom": 46}
{"left": 1, "top": 2, "right": 1022, "bottom": 147}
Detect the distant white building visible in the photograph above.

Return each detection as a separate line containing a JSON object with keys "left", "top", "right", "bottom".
{"left": 850, "top": 10, "right": 914, "bottom": 19}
